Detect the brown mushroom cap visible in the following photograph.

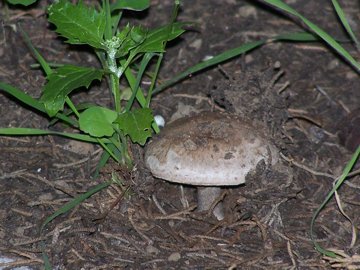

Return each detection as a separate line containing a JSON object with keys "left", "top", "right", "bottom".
{"left": 145, "top": 111, "right": 279, "bottom": 186}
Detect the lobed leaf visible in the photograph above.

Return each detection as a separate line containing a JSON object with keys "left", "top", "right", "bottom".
{"left": 79, "top": 106, "right": 118, "bottom": 137}
{"left": 6, "top": 0, "right": 37, "bottom": 5}
{"left": 111, "top": 0, "right": 150, "bottom": 11}
{"left": 116, "top": 108, "right": 153, "bottom": 145}
{"left": 48, "top": 0, "right": 106, "bottom": 49}
{"left": 115, "top": 25, "right": 147, "bottom": 58}
{"left": 133, "top": 22, "right": 188, "bottom": 54}
{"left": 40, "top": 65, "right": 104, "bottom": 117}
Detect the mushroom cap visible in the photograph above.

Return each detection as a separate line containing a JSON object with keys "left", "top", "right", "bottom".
{"left": 145, "top": 111, "right": 279, "bottom": 186}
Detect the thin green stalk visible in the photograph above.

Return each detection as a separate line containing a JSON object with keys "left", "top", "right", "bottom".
{"left": 310, "top": 146, "right": 360, "bottom": 258}
{"left": 104, "top": 0, "right": 112, "bottom": 41}
{"left": 109, "top": 71, "right": 121, "bottom": 113}
{"left": 263, "top": 0, "right": 360, "bottom": 72}
{"left": 65, "top": 97, "right": 80, "bottom": 118}
{"left": 146, "top": 53, "right": 163, "bottom": 107}
{"left": 97, "top": 137, "right": 121, "bottom": 163}
{"left": 103, "top": 0, "right": 122, "bottom": 113}
{"left": 331, "top": 0, "right": 359, "bottom": 50}
{"left": 125, "top": 52, "right": 156, "bottom": 112}
{"left": 111, "top": 128, "right": 132, "bottom": 167}
{"left": 121, "top": 59, "right": 160, "bottom": 133}
{"left": 118, "top": 132, "right": 132, "bottom": 167}
{"left": 19, "top": 25, "right": 52, "bottom": 76}
{"left": 3, "top": 2, "right": 9, "bottom": 21}
{"left": 112, "top": 10, "right": 123, "bottom": 36}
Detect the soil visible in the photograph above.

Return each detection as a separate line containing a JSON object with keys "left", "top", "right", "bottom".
{"left": 0, "top": 0, "right": 359, "bottom": 269}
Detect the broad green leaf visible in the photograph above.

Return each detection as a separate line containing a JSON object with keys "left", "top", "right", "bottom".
{"left": 79, "top": 106, "right": 118, "bottom": 137}
{"left": 6, "top": 0, "right": 37, "bottom": 6}
{"left": 40, "top": 65, "right": 104, "bottom": 117}
{"left": 111, "top": 0, "right": 150, "bottom": 11}
{"left": 116, "top": 108, "right": 153, "bottom": 145}
{"left": 133, "top": 22, "right": 188, "bottom": 54}
{"left": 48, "top": 0, "right": 106, "bottom": 49}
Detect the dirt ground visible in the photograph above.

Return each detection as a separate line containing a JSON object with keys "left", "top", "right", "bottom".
{"left": 0, "top": 0, "right": 359, "bottom": 269}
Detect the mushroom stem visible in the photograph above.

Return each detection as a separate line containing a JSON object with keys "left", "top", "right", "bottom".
{"left": 197, "top": 187, "right": 224, "bottom": 220}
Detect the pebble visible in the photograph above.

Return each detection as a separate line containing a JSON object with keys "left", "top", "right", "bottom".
{"left": 168, "top": 252, "right": 181, "bottom": 262}
{"left": 146, "top": 245, "right": 160, "bottom": 255}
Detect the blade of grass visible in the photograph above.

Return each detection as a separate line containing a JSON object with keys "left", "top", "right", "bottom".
{"left": 19, "top": 24, "right": 52, "bottom": 76}
{"left": 0, "top": 127, "right": 109, "bottom": 143}
{"left": 310, "top": 146, "right": 360, "bottom": 258}
{"left": 146, "top": 1, "right": 179, "bottom": 106}
{"left": 331, "top": 0, "right": 359, "bottom": 50}
{"left": 93, "top": 149, "right": 111, "bottom": 178}
{"left": 41, "top": 181, "right": 110, "bottom": 231}
{"left": 20, "top": 25, "right": 85, "bottom": 120}
{"left": 0, "top": 82, "right": 78, "bottom": 127}
{"left": 153, "top": 40, "right": 263, "bottom": 94}
{"left": 146, "top": 53, "right": 163, "bottom": 107}
{"left": 96, "top": 137, "right": 121, "bottom": 163}
{"left": 153, "top": 31, "right": 318, "bottom": 94}
{"left": 263, "top": 0, "right": 360, "bottom": 72}
{"left": 42, "top": 247, "right": 51, "bottom": 270}
{"left": 125, "top": 52, "right": 156, "bottom": 111}
{"left": 0, "top": 82, "right": 46, "bottom": 112}
{"left": 48, "top": 102, "right": 95, "bottom": 126}
{"left": 121, "top": 59, "right": 160, "bottom": 133}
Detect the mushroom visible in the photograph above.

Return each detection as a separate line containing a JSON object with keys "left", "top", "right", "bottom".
{"left": 144, "top": 111, "right": 279, "bottom": 220}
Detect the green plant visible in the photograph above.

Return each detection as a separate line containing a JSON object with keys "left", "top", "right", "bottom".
{"left": 152, "top": 0, "right": 359, "bottom": 95}
{"left": 262, "top": 0, "right": 360, "bottom": 72}
{"left": 310, "top": 146, "right": 360, "bottom": 258}
{"left": 4, "top": 0, "right": 38, "bottom": 6}
{"left": 0, "top": 0, "right": 187, "bottom": 172}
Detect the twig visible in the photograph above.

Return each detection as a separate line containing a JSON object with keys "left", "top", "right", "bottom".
{"left": 152, "top": 194, "right": 167, "bottom": 215}
{"left": 154, "top": 205, "right": 196, "bottom": 220}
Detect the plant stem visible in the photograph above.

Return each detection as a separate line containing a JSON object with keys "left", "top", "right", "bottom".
{"left": 109, "top": 71, "right": 121, "bottom": 113}
{"left": 65, "top": 97, "right": 80, "bottom": 118}
{"left": 104, "top": 0, "right": 112, "bottom": 41}
{"left": 119, "top": 132, "right": 133, "bottom": 167}
{"left": 97, "top": 138, "right": 121, "bottom": 163}
{"left": 146, "top": 53, "right": 163, "bottom": 107}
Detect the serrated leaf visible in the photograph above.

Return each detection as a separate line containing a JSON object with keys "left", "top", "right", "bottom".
{"left": 6, "top": 0, "right": 37, "bottom": 6}
{"left": 40, "top": 65, "right": 104, "bottom": 117}
{"left": 111, "top": 0, "right": 149, "bottom": 11}
{"left": 116, "top": 108, "right": 153, "bottom": 145}
{"left": 133, "top": 22, "right": 188, "bottom": 54}
{"left": 48, "top": 0, "right": 106, "bottom": 49}
{"left": 79, "top": 106, "right": 118, "bottom": 137}
{"left": 116, "top": 26, "right": 147, "bottom": 58}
